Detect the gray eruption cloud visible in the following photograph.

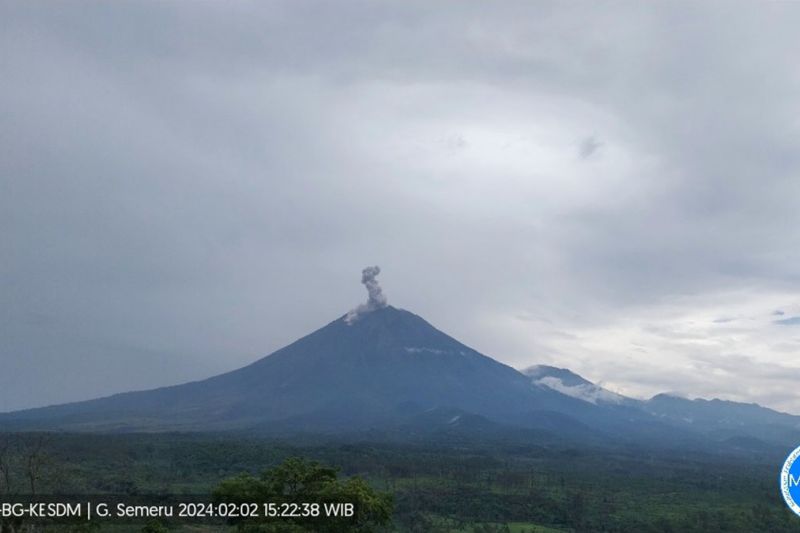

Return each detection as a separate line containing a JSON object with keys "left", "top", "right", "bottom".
{"left": 361, "top": 265, "right": 388, "bottom": 309}
{"left": 345, "top": 266, "right": 388, "bottom": 324}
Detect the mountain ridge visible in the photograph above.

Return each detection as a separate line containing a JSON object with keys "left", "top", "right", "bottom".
{"left": 2, "top": 305, "right": 799, "bottom": 451}
{"left": 1, "top": 307, "right": 576, "bottom": 431}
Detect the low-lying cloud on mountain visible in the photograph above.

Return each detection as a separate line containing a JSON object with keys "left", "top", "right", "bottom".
{"left": 2, "top": 1, "right": 800, "bottom": 412}
{"left": 524, "top": 366, "right": 626, "bottom": 406}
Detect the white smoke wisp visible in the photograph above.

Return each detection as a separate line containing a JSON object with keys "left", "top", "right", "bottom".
{"left": 345, "top": 265, "right": 388, "bottom": 324}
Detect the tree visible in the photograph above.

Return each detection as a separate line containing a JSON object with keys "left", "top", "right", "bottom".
{"left": 0, "top": 435, "right": 13, "bottom": 497}
{"left": 213, "top": 457, "right": 393, "bottom": 532}
{"left": 0, "top": 434, "right": 58, "bottom": 533}
{"left": 141, "top": 521, "right": 168, "bottom": 533}
{"left": 20, "top": 434, "right": 52, "bottom": 495}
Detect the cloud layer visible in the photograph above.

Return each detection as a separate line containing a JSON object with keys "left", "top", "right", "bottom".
{"left": 2, "top": 1, "right": 800, "bottom": 412}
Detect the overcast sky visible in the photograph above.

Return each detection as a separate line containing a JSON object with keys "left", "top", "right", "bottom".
{"left": 3, "top": 1, "right": 800, "bottom": 414}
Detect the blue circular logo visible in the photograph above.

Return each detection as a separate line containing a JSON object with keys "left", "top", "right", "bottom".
{"left": 781, "top": 445, "right": 800, "bottom": 516}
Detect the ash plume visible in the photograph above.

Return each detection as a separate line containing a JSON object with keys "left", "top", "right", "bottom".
{"left": 345, "top": 266, "right": 388, "bottom": 324}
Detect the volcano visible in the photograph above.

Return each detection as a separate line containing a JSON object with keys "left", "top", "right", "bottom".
{"left": 0, "top": 305, "right": 589, "bottom": 432}
{"left": 4, "top": 269, "right": 800, "bottom": 451}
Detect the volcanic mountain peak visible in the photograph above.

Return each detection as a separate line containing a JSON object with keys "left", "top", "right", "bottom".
{"left": 4, "top": 267, "right": 800, "bottom": 451}
{"left": 239, "top": 305, "right": 485, "bottom": 369}
{"left": 0, "top": 303, "right": 546, "bottom": 431}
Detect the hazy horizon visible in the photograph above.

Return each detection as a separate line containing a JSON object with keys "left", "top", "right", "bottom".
{"left": 4, "top": 1, "right": 800, "bottom": 414}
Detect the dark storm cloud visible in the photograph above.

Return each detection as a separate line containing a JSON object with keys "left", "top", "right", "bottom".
{"left": 3, "top": 1, "right": 800, "bottom": 412}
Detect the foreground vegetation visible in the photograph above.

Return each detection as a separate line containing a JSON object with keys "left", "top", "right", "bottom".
{"left": 1, "top": 432, "right": 799, "bottom": 532}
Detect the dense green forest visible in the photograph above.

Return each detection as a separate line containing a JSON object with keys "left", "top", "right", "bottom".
{"left": 1, "top": 432, "right": 798, "bottom": 532}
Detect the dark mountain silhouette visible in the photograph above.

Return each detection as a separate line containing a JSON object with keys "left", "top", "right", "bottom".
{"left": 0, "top": 307, "right": 585, "bottom": 432}
{"left": 643, "top": 393, "right": 800, "bottom": 445}
{"left": 526, "top": 365, "right": 800, "bottom": 448}
{"left": 3, "top": 305, "right": 800, "bottom": 452}
{"left": 525, "top": 365, "right": 594, "bottom": 387}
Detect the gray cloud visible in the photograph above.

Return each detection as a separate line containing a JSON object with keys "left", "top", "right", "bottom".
{"left": 3, "top": 1, "right": 800, "bottom": 412}
{"left": 578, "top": 136, "right": 602, "bottom": 159}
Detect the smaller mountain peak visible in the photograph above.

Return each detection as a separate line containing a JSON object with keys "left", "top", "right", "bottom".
{"left": 522, "top": 365, "right": 592, "bottom": 387}
{"left": 649, "top": 392, "right": 690, "bottom": 402}
{"left": 345, "top": 265, "right": 389, "bottom": 324}
{"left": 523, "top": 365, "right": 627, "bottom": 406}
